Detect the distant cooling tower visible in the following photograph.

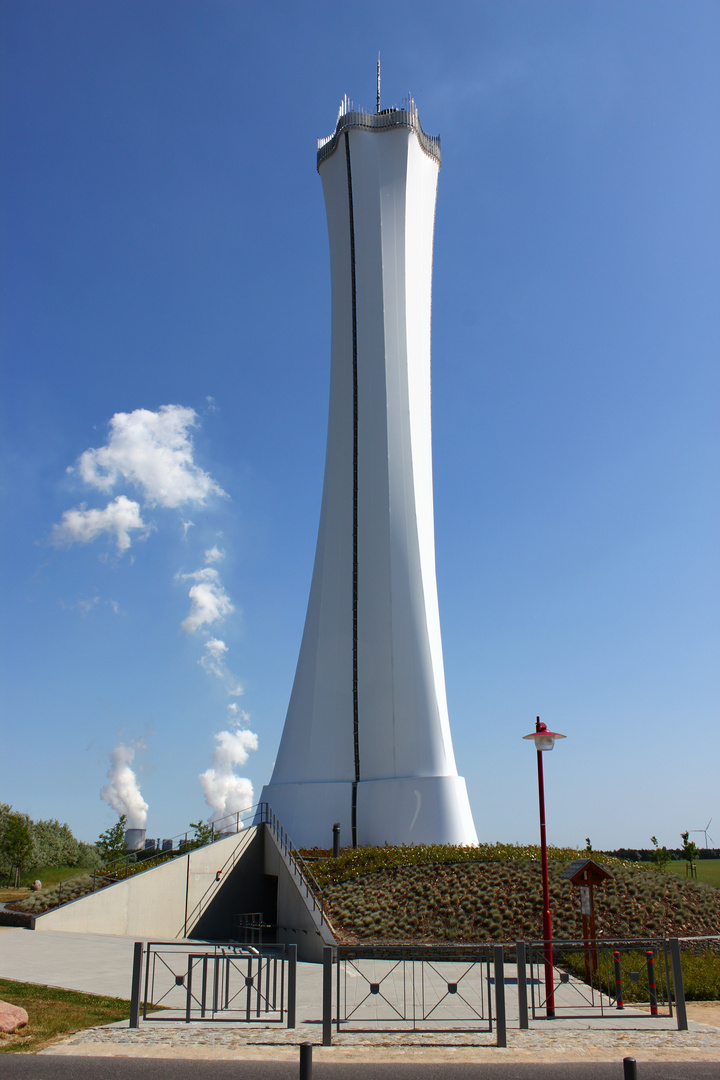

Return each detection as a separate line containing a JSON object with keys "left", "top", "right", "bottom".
{"left": 124, "top": 828, "right": 146, "bottom": 851}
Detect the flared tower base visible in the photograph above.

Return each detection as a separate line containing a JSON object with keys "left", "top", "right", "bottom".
{"left": 259, "top": 775, "right": 478, "bottom": 850}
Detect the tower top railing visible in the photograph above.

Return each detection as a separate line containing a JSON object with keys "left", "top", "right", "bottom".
{"left": 317, "top": 94, "right": 441, "bottom": 171}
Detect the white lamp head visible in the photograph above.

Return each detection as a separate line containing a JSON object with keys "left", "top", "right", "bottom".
{"left": 523, "top": 718, "right": 566, "bottom": 752}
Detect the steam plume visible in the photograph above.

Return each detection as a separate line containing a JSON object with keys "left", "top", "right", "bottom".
{"left": 199, "top": 722, "right": 258, "bottom": 823}
{"left": 100, "top": 742, "right": 149, "bottom": 828}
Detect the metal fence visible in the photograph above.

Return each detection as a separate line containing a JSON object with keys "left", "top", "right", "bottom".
{"left": 128, "top": 935, "right": 704, "bottom": 1038}
{"left": 130, "top": 941, "right": 297, "bottom": 1027}
{"left": 322, "top": 944, "right": 506, "bottom": 1046}
{"left": 320, "top": 938, "right": 693, "bottom": 1043}
{"left": 538, "top": 938, "right": 674, "bottom": 1020}
{"left": 514, "top": 936, "right": 690, "bottom": 1030}
{"left": 232, "top": 911, "right": 274, "bottom": 948}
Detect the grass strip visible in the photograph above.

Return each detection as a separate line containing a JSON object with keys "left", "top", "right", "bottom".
{"left": 558, "top": 948, "right": 720, "bottom": 1002}
{"left": 0, "top": 978, "right": 131, "bottom": 1054}
{"left": 662, "top": 859, "right": 720, "bottom": 888}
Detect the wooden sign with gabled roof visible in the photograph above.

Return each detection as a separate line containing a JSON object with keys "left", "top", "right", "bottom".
{"left": 560, "top": 858, "right": 613, "bottom": 887}
{"left": 560, "top": 859, "right": 613, "bottom": 981}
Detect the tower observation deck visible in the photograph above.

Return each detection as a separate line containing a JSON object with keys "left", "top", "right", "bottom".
{"left": 260, "top": 95, "right": 478, "bottom": 848}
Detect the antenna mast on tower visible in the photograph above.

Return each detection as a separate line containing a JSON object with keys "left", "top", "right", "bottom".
{"left": 376, "top": 53, "right": 381, "bottom": 113}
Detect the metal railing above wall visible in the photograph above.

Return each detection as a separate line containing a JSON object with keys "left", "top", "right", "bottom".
{"left": 18, "top": 801, "right": 326, "bottom": 927}
{"left": 255, "top": 803, "right": 327, "bottom": 927}
{"left": 181, "top": 825, "right": 258, "bottom": 936}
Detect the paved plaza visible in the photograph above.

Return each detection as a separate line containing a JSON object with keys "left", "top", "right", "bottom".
{"left": 0, "top": 928, "right": 719, "bottom": 1065}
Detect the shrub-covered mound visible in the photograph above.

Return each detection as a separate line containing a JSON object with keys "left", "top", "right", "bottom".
{"left": 307, "top": 842, "right": 629, "bottom": 888}
{"left": 310, "top": 847, "right": 720, "bottom": 944}
{"left": 8, "top": 874, "right": 97, "bottom": 916}
{"left": 6, "top": 852, "right": 174, "bottom": 917}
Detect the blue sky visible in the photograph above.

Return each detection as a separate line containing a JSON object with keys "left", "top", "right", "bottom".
{"left": 1, "top": 0, "right": 718, "bottom": 851}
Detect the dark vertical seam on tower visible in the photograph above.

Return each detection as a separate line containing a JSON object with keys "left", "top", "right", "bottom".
{"left": 345, "top": 130, "right": 360, "bottom": 848}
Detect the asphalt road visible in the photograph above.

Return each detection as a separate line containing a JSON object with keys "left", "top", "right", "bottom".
{"left": 0, "top": 1059, "right": 719, "bottom": 1080}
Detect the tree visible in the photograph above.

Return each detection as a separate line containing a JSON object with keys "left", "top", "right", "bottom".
{"left": 681, "top": 830, "right": 699, "bottom": 874}
{"left": 97, "top": 815, "right": 128, "bottom": 863}
{"left": 77, "top": 840, "right": 103, "bottom": 869}
{"left": 0, "top": 810, "right": 34, "bottom": 884}
{"left": 31, "top": 818, "right": 82, "bottom": 868}
{"left": 649, "top": 835, "right": 670, "bottom": 872}
{"left": 188, "top": 820, "right": 214, "bottom": 849}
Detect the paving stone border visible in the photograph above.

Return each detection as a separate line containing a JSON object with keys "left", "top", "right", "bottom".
{"left": 41, "top": 1018, "right": 720, "bottom": 1062}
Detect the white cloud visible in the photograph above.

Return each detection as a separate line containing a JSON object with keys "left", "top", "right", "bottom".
{"left": 76, "top": 405, "right": 225, "bottom": 509}
{"left": 204, "top": 545, "right": 225, "bottom": 564}
{"left": 100, "top": 741, "right": 149, "bottom": 829}
{"left": 52, "top": 495, "right": 146, "bottom": 553}
{"left": 199, "top": 726, "right": 258, "bottom": 822}
{"left": 178, "top": 566, "right": 234, "bottom": 633}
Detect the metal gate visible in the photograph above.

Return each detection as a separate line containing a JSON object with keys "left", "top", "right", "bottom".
{"left": 137, "top": 941, "right": 295, "bottom": 1024}
{"left": 530, "top": 938, "right": 674, "bottom": 1020}
{"left": 334, "top": 945, "right": 495, "bottom": 1034}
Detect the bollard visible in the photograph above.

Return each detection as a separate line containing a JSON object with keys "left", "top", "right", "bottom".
{"left": 645, "top": 949, "right": 658, "bottom": 1016}
{"left": 669, "top": 937, "right": 687, "bottom": 1031}
{"left": 623, "top": 1057, "right": 637, "bottom": 1080}
{"left": 332, "top": 823, "right": 341, "bottom": 858}
{"left": 614, "top": 950, "right": 624, "bottom": 1010}
{"left": 322, "top": 946, "right": 333, "bottom": 1046}
{"left": 129, "top": 941, "right": 143, "bottom": 1028}
{"left": 516, "top": 941, "right": 529, "bottom": 1030}
{"left": 299, "top": 1041, "right": 313, "bottom": 1079}
{"left": 287, "top": 944, "right": 297, "bottom": 1029}
{"left": 493, "top": 945, "right": 507, "bottom": 1048}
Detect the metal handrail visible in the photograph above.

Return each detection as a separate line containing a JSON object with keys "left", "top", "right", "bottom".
{"left": 182, "top": 825, "right": 258, "bottom": 931}
{"left": 256, "top": 803, "right": 326, "bottom": 926}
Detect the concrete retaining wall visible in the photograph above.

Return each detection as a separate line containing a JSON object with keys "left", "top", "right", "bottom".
{"left": 32, "top": 823, "right": 337, "bottom": 962}
{"left": 264, "top": 827, "right": 336, "bottom": 963}
{"left": 34, "top": 828, "right": 259, "bottom": 939}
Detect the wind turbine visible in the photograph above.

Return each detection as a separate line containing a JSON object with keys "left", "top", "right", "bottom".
{"left": 691, "top": 819, "right": 715, "bottom": 849}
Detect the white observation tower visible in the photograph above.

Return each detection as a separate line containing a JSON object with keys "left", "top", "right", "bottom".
{"left": 261, "top": 86, "right": 478, "bottom": 848}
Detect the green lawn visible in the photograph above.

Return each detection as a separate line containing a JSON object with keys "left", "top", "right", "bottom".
{"left": 0, "top": 979, "right": 131, "bottom": 1054}
{"left": 662, "top": 859, "right": 720, "bottom": 888}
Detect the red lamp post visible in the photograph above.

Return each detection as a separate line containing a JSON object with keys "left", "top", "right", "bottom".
{"left": 523, "top": 716, "right": 566, "bottom": 1019}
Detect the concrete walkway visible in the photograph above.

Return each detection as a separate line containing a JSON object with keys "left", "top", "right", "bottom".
{"left": 0, "top": 928, "right": 139, "bottom": 999}
{"left": 1, "top": 928, "right": 719, "bottom": 1064}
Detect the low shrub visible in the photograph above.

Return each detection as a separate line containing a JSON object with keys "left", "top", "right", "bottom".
{"left": 320, "top": 855, "right": 720, "bottom": 953}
